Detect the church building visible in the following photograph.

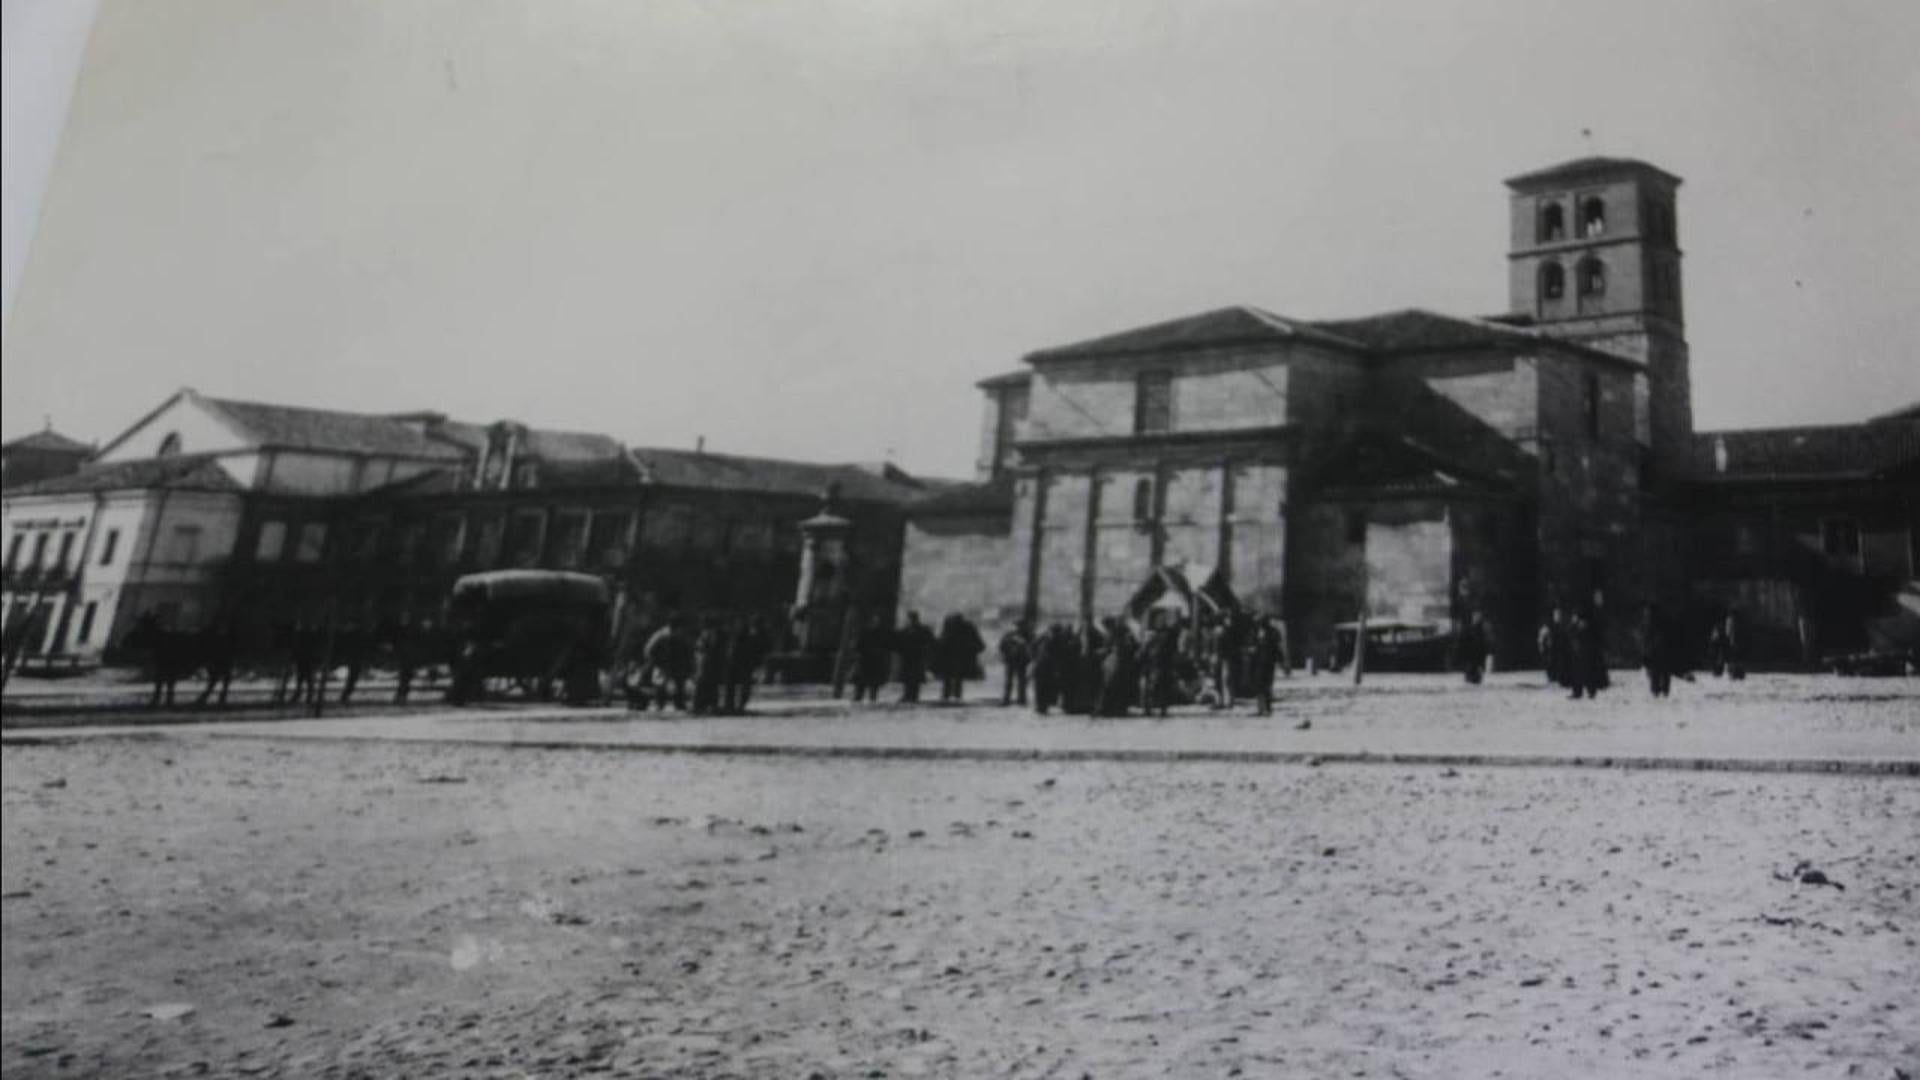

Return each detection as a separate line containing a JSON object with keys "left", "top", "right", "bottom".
{"left": 898, "top": 157, "right": 1919, "bottom": 668}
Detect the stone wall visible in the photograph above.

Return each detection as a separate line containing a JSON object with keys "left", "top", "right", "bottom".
{"left": 897, "top": 512, "right": 1018, "bottom": 634}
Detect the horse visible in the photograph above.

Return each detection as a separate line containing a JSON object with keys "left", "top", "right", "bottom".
{"left": 119, "top": 614, "right": 238, "bottom": 709}
{"left": 268, "top": 622, "right": 322, "bottom": 706}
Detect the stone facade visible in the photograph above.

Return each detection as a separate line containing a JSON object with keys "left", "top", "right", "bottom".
{"left": 902, "top": 156, "right": 1920, "bottom": 670}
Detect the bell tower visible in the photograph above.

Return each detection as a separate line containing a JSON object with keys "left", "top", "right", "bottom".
{"left": 1505, "top": 157, "right": 1692, "bottom": 475}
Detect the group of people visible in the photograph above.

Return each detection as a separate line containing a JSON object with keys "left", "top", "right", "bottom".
{"left": 630, "top": 615, "right": 773, "bottom": 714}
{"left": 1540, "top": 602, "right": 1750, "bottom": 700}
{"left": 1537, "top": 605, "right": 1613, "bottom": 700}
{"left": 847, "top": 611, "right": 988, "bottom": 704}
{"left": 837, "top": 608, "right": 1295, "bottom": 718}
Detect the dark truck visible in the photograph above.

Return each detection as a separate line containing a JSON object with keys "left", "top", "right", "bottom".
{"left": 444, "top": 570, "right": 611, "bottom": 705}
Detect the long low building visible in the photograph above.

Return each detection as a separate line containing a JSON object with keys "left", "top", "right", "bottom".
{"left": 1, "top": 388, "right": 947, "bottom": 664}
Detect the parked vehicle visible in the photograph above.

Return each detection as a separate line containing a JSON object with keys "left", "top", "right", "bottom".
{"left": 1332, "top": 620, "right": 1453, "bottom": 673}
{"left": 444, "top": 570, "right": 611, "bottom": 705}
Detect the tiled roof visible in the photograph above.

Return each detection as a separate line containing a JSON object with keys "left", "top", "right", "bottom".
{"left": 1693, "top": 420, "right": 1920, "bottom": 481}
{"left": 1026, "top": 306, "right": 1368, "bottom": 362}
{"left": 625, "top": 447, "right": 929, "bottom": 504}
{"left": 2, "top": 454, "right": 242, "bottom": 496}
{"left": 906, "top": 475, "right": 1015, "bottom": 518}
{"left": 2, "top": 429, "right": 92, "bottom": 453}
{"left": 1504, "top": 156, "right": 1682, "bottom": 188}
{"left": 1311, "top": 308, "right": 1642, "bottom": 369}
{"left": 202, "top": 397, "right": 468, "bottom": 460}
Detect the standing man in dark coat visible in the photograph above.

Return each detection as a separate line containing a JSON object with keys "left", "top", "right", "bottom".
{"left": 1140, "top": 621, "right": 1180, "bottom": 718}
{"left": 1641, "top": 604, "right": 1675, "bottom": 698}
{"left": 1031, "top": 624, "right": 1063, "bottom": 714}
{"left": 1245, "top": 617, "right": 1283, "bottom": 716}
{"left": 1454, "top": 611, "right": 1491, "bottom": 685}
{"left": 1069, "top": 618, "right": 1105, "bottom": 715}
{"left": 998, "top": 620, "right": 1033, "bottom": 707}
{"left": 894, "top": 611, "right": 934, "bottom": 704}
{"left": 1570, "top": 603, "right": 1609, "bottom": 700}
{"left": 852, "top": 614, "right": 893, "bottom": 703}
{"left": 691, "top": 618, "right": 730, "bottom": 714}
{"left": 934, "top": 613, "right": 986, "bottom": 704}
{"left": 1097, "top": 618, "right": 1138, "bottom": 718}
{"left": 724, "top": 617, "right": 767, "bottom": 714}
{"left": 1215, "top": 613, "right": 1250, "bottom": 708}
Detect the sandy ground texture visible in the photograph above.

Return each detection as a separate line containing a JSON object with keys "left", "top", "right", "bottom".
{"left": 4, "top": 736, "right": 1917, "bottom": 1079}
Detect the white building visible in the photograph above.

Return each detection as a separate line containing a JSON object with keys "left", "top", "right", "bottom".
{"left": 1, "top": 388, "right": 473, "bottom": 661}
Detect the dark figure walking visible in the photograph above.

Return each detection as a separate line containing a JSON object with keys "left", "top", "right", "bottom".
{"left": 851, "top": 615, "right": 893, "bottom": 702}
{"left": 1454, "top": 611, "right": 1491, "bottom": 685}
{"left": 692, "top": 619, "right": 729, "bottom": 714}
{"left": 934, "top": 613, "right": 985, "bottom": 704}
{"left": 725, "top": 617, "right": 768, "bottom": 714}
{"left": 1215, "top": 613, "right": 1250, "bottom": 707}
{"left": 894, "top": 611, "right": 934, "bottom": 704}
{"left": 1069, "top": 618, "right": 1106, "bottom": 715}
{"left": 1140, "top": 622, "right": 1180, "bottom": 718}
{"left": 1031, "top": 624, "right": 1066, "bottom": 714}
{"left": 1097, "top": 618, "right": 1139, "bottom": 718}
{"left": 1569, "top": 607, "right": 1609, "bottom": 700}
{"left": 1245, "top": 618, "right": 1283, "bottom": 716}
{"left": 1641, "top": 604, "right": 1679, "bottom": 698}
{"left": 999, "top": 621, "right": 1033, "bottom": 706}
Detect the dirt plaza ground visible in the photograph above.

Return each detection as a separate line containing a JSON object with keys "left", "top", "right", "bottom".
{"left": 3, "top": 675, "right": 1917, "bottom": 1078}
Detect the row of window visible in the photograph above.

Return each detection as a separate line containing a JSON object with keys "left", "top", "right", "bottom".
{"left": 1536, "top": 196, "right": 1676, "bottom": 248}
{"left": 1538, "top": 258, "right": 1607, "bottom": 302}
{"left": 1537, "top": 197, "right": 1609, "bottom": 243}
{"left": 3, "top": 527, "right": 124, "bottom": 575}
{"left": 250, "top": 507, "right": 797, "bottom": 570}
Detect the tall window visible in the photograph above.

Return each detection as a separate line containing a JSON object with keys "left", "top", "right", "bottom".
{"left": 549, "top": 511, "right": 589, "bottom": 569}
{"left": 1538, "top": 202, "right": 1565, "bottom": 242}
{"left": 1583, "top": 372, "right": 1602, "bottom": 440}
{"left": 1579, "top": 196, "right": 1606, "bottom": 237}
{"left": 295, "top": 523, "right": 328, "bottom": 563}
{"left": 99, "top": 529, "right": 120, "bottom": 566}
{"left": 4, "top": 533, "right": 22, "bottom": 571}
{"left": 1539, "top": 261, "right": 1566, "bottom": 303}
{"left": 1132, "top": 477, "right": 1155, "bottom": 523}
{"left": 1135, "top": 370, "right": 1173, "bottom": 434}
{"left": 55, "top": 532, "right": 76, "bottom": 570}
{"left": 77, "top": 602, "right": 98, "bottom": 645}
{"left": 1578, "top": 257, "right": 1606, "bottom": 298}
{"left": 29, "top": 533, "right": 49, "bottom": 568}
{"left": 254, "top": 521, "right": 287, "bottom": 562}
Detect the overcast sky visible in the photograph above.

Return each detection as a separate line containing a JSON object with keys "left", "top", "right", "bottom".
{"left": 3, "top": 0, "right": 1916, "bottom": 475}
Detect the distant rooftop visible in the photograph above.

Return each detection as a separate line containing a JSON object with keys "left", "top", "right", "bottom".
{"left": 1504, "top": 156, "right": 1682, "bottom": 189}
{"left": 3, "top": 453, "right": 240, "bottom": 497}
{"left": 1, "top": 428, "right": 92, "bottom": 454}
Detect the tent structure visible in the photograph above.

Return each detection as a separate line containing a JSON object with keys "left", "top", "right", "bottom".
{"left": 1125, "top": 564, "right": 1240, "bottom": 624}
